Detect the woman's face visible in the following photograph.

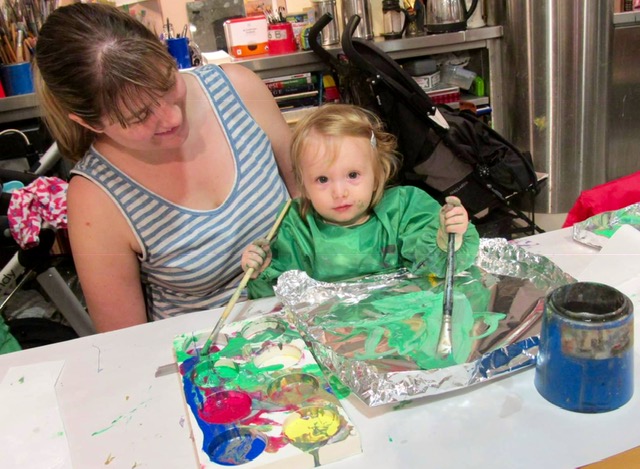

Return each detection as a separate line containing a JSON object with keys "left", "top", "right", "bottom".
{"left": 301, "top": 132, "right": 376, "bottom": 227}
{"left": 96, "top": 71, "right": 190, "bottom": 153}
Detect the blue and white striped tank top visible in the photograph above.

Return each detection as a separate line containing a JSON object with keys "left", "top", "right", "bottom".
{"left": 71, "top": 64, "right": 289, "bottom": 321}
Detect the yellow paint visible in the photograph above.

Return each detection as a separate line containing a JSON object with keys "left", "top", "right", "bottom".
{"left": 284, "top": 407, "right": 341, "bottom": 444}
{"left": 534, "top": 116, "right": 547, "bottom": 130}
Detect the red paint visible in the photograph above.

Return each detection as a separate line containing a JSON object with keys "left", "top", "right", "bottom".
{"left": 198, "top": 390, "right": 252, "bottom": 424}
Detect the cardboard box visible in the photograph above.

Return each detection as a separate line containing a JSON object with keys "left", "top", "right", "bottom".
{"left": 413, "top": 71, "right": 441, "bottom": 92}
{"left": 223, "top": 17, "right": 269, "bottom": 58}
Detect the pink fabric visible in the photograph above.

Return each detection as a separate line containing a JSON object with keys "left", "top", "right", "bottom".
{"left": 563, "top": 171, "right": 640, "bottom": 228}
{"left": 7, "top": 176, "right": 68, "bottom": 249}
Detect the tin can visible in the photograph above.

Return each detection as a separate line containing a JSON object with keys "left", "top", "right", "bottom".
{"left": 312, "top": 0, "right": 340, "bottom": 45}
{"left": 534, "top": 282, "right": 634, "bottom": 413}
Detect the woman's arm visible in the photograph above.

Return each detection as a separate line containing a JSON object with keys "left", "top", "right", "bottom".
{"left": 221, "top": 63, "right": 299, "bottom": 197}
{"left": 67, "top": 176, "right": 148, "bottom": 332}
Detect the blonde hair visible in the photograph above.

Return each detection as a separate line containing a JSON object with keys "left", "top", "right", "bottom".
{"left": 34, "top": 3, "right": 178, "bottom": 162}
{"left": 291, "top": 103, "right": 400, "bottom": 217}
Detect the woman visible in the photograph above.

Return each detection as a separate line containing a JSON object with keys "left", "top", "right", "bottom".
{"left": 34, "top": 3, "right": 297, "bottom": 331}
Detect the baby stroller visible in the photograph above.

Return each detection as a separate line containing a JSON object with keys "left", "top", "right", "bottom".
{"left": 0, "top": 139, "right": 95, "bottom": 350}
{"left": 308, "top": 15, "right": 544, "bottom": 238}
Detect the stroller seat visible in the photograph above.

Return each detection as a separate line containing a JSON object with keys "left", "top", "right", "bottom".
{"left": 308, "top": 14, "right": 545, "bottom": 239}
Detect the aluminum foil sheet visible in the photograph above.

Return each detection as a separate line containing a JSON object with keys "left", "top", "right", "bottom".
{"left": 275, "top": 239, "right": 575, "bottom": 406}
{"left": 572, "top": 203, "right": 640, "bottom": 248}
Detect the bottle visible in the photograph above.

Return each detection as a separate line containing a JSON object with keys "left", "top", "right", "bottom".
{"left": 382, "top": 0, "right": 408, "bottom": 39}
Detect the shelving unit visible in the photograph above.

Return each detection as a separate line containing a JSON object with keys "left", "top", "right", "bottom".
{"left": 234, "top": 26, "right": 504, "bottom": 131}
{"left": 0, "top": 26, "right": 504, "bottom": 131}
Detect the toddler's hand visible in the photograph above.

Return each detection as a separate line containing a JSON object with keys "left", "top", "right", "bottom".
{"left": 241, "top": 238, "right": 272, "bottom": 278}
{"left": 437, "top": 196, "right": 469, "bottom": 251}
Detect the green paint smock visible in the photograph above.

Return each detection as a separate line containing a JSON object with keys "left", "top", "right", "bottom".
{"left": 248, "top": 186, "right": 480, "bottom": 299}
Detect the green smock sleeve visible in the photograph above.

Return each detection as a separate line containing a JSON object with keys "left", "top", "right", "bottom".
{"left": 379, "top": 186, "right": 480, "bottom": 278}
{"left": 247, "top": 200, "right": 314, "bottom": 299}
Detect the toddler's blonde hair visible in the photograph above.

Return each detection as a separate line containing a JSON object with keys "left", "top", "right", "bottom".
{"left": 291, "top": 104, "right": 400, "bottom": 217}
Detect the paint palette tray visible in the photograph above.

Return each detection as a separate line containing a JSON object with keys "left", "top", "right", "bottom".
{"left": 173, "top": 313, "right": 361, "bottom": 468}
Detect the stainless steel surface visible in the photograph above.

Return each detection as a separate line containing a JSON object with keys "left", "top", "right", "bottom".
{"left": 313, "top": 0, "right": 340, "bottom": 45}
{"left": 607, "top": 20, "right": 640, "bottom": 181}
{"left": 342, "top": 0, "right": 375, "bottom": 39}
{"left": 236, "top": 26, "right": 503, "bottom": 78}
{"left": 500, "top": 0, "right": 612, "bottom": 213}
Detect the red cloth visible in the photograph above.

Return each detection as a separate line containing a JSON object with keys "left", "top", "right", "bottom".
{"left": 563, "top": 171, "right": 640, "bottom": 227}
{"left": 7, "top": 176, "right": 68, "bottom": 249}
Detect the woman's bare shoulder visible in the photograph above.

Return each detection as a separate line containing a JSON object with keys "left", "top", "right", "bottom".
{"left": 67, "top": 175, "right": 139, "bottom": 251}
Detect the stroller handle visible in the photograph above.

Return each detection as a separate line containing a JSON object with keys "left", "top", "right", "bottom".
{"left": 309, "top": 13, "right": 341, "bottom": 70}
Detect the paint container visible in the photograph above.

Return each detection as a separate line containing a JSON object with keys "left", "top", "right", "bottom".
{"left": 283, "top": 405, "right": 342, "bottom": 448}
{"left": 207, "top": 428, "right": 268, "bottom": 465}
{"left": 0, "top": 62, "right": 34, "bottom": 96}
{"left": 253, "top": 343, "right": 303, "bottom": 369}
{"left": 267, "top": 22, "right": 298, "bottom": 55}
{"left": 166, "top": 37, "right": 192, "bottom": 69}
{"left": 267, "top": 373, "right": 321, "bottom": 405}
{"left": 198, "top": 390, "right": 253, "bottom": 424}
{"left": 241, "top": 317, "right": 287, "bottom": 341}
{"left": 534, "top": 282, "right": 634, "bottom": 413}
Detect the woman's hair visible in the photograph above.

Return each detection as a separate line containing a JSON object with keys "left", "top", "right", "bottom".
{"left": 290, "top": 103, "right": 400, "bottom": 217}
{"left": 34, "top": 3, "right": 178, "bottom": 161}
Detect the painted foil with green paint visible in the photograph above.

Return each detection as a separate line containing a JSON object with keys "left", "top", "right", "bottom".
{"left": 276, "top": 238, "right": 575, "bottom": 406}
{"left": 573, "top": 203, "right": 640, "bottom": 248}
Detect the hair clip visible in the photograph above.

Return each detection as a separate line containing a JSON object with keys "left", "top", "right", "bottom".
{"left": 370, "top": 131, "right": 377, "bottom": 149}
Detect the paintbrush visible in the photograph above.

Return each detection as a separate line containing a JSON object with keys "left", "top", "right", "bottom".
{"left": 199, "top": 199, "right": 292, "bottom": 357}
{"left": 435, "top": 232, "right": 456, "bottom": 359}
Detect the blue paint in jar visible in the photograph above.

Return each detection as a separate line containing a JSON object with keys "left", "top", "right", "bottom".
{"left": 534, "top": 282, "right": 634, "bottom": 413}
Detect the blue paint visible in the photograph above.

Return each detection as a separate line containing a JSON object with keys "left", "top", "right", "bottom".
{"left": 208, "top": 429, "right": 268, "bottom": 465}
{"left": 535, "top": 283, "right": 634, "bottom": 413}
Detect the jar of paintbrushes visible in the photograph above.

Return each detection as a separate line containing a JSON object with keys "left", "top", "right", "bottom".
{"left": 0, "top": 0, "right": 58, "bottom": 97}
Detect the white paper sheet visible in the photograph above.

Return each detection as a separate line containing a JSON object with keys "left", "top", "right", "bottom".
{"left": 0, "top": 360, "right": 71, "bottom": 469}
{"left": 577, "top": 224, "right": 640, "bottom": 288}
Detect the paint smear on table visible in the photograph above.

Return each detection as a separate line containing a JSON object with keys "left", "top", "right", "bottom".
{"left": 173, "top": 314, "right": 361, "bottom": 468}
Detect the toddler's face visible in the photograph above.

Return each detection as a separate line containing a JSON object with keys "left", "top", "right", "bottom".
{"left": 301, "top": 134, "right": 376, "bottom": 227}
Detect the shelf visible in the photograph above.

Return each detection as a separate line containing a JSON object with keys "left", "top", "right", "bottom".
{"left": 0, "top": 26, "right": 503, "bottom": 125}
{"left": 0, "top": 93, "right": 40, "bottom": 125}
{"left": 233, "top": 26, "right": 503, "bottom": 79}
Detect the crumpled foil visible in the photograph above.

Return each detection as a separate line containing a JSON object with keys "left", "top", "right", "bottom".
{"left": 275, "top": 239, "right": 575, "bottom": 406}
{"left": 572, "top": 203, "right": 640, "bottom": 248}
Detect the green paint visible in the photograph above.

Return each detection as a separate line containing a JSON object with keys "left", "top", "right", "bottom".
{"left": 392, "top": 401, "right": 411, "bottom": 411}
{"left": 91, "top": 398, "right": 151, "bottom": 436}
{"left": 326, "top": 290, "right": 505, "bottom": 369}
{"left": 327, "top": 375, "right": 351, "bottom": 399}
{"left": 388, "top": 436, "right": 393, "bottom": 442}
{"left": 18, "top": 376, "right": 24, "bottom": 384}
{"left": 174, "top": 334, "right": 199, "bottom": 362}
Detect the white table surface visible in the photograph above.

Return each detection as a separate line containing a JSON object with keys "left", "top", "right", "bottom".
{"left": 1, "top": 227, "right": 639, "bottom": 469}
